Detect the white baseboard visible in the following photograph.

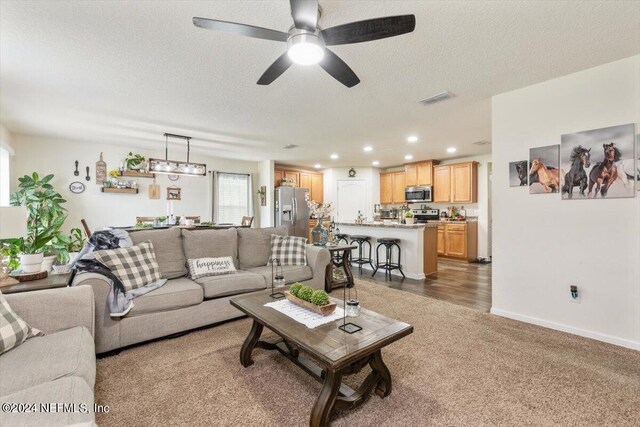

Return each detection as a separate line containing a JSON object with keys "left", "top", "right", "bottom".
{"left": 490, "top": 308, "right": 640, "bottom": 351}
{"left": 356, "top": 264, "right": 425, "bottom": 280}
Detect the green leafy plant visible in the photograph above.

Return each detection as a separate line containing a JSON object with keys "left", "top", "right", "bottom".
{"left": 158, "top": 215, "right": 167, "bottom": 223}
{"left": 125, "top": 152, "right": 145, "bottom": 169}
{"left": 297, "top": 285, "right": 314, "bottom": 302}
{"left": 7, "top": 172, "right": 68, "bottom": 255}
{"left": 135, "top": 222, "right": 152, "bottom": 229}
{"left": 67, "top": 228, "right": 85, "bottom": 252}
{"left": 1, "top": 242, "right": 21, "bottom": 271}
{"left": 310, "top": 290, "right": 329, "bottom": 306}
{"left": 404, "top": 210, "right": 414, "bottom": 218}
{"left": 289, "top": 283, "right": 303, "bottom": 297}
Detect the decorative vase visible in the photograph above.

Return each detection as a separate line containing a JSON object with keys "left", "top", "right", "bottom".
{"left": 20, "top": 253, "right": 44, "bottom": 273}
{"left": 311, "top": 216, "right": 329, "bottom": 246}
{"left": 41, "top": 254, "right": 57, "bottom": 272}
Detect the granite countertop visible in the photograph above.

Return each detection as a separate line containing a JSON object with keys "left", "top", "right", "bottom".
{"left": 426, "top": 217, "right": 478, "bottom": 224}
{"left": 336, "top": 221, "right": 439, "bottom": 229}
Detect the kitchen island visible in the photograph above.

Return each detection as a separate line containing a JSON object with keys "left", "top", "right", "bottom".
{"left": 335, "top": 222, "right": 438, "bottom": 279}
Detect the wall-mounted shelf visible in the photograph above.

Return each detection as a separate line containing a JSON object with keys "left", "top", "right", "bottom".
{"left": 101, "top": 187, "right": 139, "bottom": 194}
{"left": 119, "top": 170, "right": 155, "bottom": 178}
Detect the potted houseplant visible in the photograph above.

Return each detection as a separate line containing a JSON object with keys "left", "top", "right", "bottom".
{"left": 8, "top": 172, "right": 68, "bottom": 273}
{"left": 52, "top": 250, "right": 71, "bottom": 274}
{"left": 64, "top": 227, "right": 85, "bottom": 264}
{"left": 404, "top": 210, "right": 415, "bottom": 224}
{"left": 125, "top": 152, "right": 145, "bottom": 170}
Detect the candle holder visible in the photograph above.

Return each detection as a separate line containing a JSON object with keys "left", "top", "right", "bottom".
{"left": 338, "top": 282, "right": 362, "bottom": 334}
{"left": 270, "top": 258, "right": 285, "bottom": 299}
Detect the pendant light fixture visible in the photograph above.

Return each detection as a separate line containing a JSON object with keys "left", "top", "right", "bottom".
{"left": 149, "top": 133, "right": 207, "bottom": 177}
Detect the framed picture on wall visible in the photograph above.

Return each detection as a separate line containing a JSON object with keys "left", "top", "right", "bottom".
{"left": 509, "top": 161, "right": 528, "bottom": 187}
{"left": 529, "top": 145, "right": 559, "bottom": 194}
{"left": 166, "top": 186, "right": 181, "bottom": 200}
{"left": 560, "top": 123, "right": 636, "bottom": 199}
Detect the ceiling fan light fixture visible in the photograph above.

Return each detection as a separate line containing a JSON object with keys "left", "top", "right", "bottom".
{"left": 287, "top": 31, "right": 325, "bottom": 65}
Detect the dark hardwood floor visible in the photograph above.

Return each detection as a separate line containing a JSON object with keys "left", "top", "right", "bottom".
{"left": 351, "top": 258, "right": 492, "bottom": 312}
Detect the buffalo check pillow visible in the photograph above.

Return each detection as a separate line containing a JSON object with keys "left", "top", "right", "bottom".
{"left": 269, "top": 234, "right": 307, "bottom": 266}
{"left": 1, "top": 294, "right": 43, "bottom": 355}
{"left": 94, "top": 241, "right": 163, "bottom": 291}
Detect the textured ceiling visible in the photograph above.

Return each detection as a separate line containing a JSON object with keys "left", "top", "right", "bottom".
{"left": 1, "top": 1, "right": 639, "bottom": 168}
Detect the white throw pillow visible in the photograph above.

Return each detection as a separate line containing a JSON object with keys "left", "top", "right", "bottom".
{"left": 188, "top": 257, "right": 237, "bottom": 279}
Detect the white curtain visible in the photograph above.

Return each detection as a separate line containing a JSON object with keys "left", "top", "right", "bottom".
{"left": 214, "top": 172, "right": 253, "bottom": 224}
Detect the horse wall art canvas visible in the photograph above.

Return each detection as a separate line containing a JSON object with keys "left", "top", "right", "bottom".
{"left": 529, "top": 145, "right": 559, "bottom": 194}
{"left": 560, "top": 124, "right": 636, "bottom": 199}
{"left": 509, "top": 161, "right": 528, "bottom": 187}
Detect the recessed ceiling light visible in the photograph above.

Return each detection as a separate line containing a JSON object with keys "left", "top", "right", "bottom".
{"left": 363, "top": 146, "right": 373, "bottom": 152}
{"left": 314, "top": 164, "right": 322, "bottom": 169}
{"left": 404, "top": 155, "right": 413, "bottom": 160}
{"left": 407, "top": 136, "right": 418, "bottom": 143}
{"left": 372, "top": 161, "right": 380, "bottom": 166}
{"left": 447, "top": 147, "right": 457, "bottom": 153}
{"left": 330, "top": 153, "right": 339, "bottom": 160}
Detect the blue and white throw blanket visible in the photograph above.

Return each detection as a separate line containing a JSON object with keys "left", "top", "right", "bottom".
{"left": 70, "top": 230, "right": 167, "bottom": 317}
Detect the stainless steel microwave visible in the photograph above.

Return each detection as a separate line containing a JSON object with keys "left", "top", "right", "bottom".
{"left": 405, "top": 186, "right": 432, "bottom": 203}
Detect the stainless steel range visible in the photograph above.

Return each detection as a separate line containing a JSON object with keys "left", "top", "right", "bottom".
{"left": 412, "top": 208, "right": 439, "bottom": 223}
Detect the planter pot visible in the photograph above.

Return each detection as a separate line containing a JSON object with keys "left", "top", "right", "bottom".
{"left": 285, "top": 291, "right": 337, "bottom": 316}
{"left": 405, "top": 218, "right": 415, "bottom": 224}
{"left": 52, "top": 264, "right": 71, "bottom": 274}
{"left": 41, "top": 255, "right": 57, "bottom": 272}
{"left": 20, "top": 253, "right": 44, "bottom": 273}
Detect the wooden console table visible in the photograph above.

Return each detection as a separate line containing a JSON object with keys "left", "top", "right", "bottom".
{"left": 323, "top": 244, "right": 356, "bottom": 293}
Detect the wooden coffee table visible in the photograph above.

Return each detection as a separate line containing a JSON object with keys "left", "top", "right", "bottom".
{"left": 230, "top": 290, "right": 413, "bottom": 427}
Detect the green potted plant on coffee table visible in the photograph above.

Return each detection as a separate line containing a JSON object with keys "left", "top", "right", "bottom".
{"left": 286, "top": 283, "right": 336, "bottom": 315}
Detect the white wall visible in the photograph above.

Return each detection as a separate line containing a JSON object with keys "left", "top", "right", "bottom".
{"left": 492, "top": 55, "right": 640, "bottom": 349}
{"left": 10, "top": 135, "right": 261, "bottom": 232}
{"left": 258, "top": 160, "right": 274, "bottom": 227}
{"left": 323, "top": 167, "right": 380, "bottom": 221}
{"left": 0, "top": 124, "right": 15, "bottom": 206}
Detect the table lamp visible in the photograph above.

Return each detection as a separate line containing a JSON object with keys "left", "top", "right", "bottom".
{"left": 0, "top": 206, "right": 28, "bottom": 287}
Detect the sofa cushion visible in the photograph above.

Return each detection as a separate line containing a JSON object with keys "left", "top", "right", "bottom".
{"left": 194, "top": 271, "right": 266, "bottom": 299}
{"left": 247, "top": 265, "right": 313, "bottom": 285}
{"left": 130, "top": 227, "right": 187, "bottom": 279}
{"left": 237, "top": 226, "right": 288, "bottom": 269}
{"left": 0, "top": 377, "right": 94, "bottom": 427}
{"left": 128, "top": 277, "right": 204, "bottom": 317}
{"left": 0, "top": 326, "right": 95, "bottom": 396}
{"left": 182, "top": 228, "right": 239, "bottom": 268}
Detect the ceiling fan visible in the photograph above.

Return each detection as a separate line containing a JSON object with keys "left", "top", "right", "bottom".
{"left": 193, "top": 0, "right": 415, "bottom": 88}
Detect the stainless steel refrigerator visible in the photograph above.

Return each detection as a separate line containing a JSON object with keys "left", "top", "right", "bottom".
{"left": 275, "top": 187, "right": 310, "bottom": 238}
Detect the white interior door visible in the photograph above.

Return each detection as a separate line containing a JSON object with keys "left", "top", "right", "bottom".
{"left": 337, "top": 179, "right": 367, "bottom": 222}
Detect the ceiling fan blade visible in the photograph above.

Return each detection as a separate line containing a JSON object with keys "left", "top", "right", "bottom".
{"left": 321, "top": 15, "right": 416, "bottom": 46}
{"left": 289, "top": 0, "right": 318, "bottom": 31}
{"left": 257, "top": 52, "right": 294, "bottom": 85}
{"left": 192, "top": 17, "right": 288, "bottom": 42}
{"left": 318, "top": 49, "right": 360, "bottom": 88}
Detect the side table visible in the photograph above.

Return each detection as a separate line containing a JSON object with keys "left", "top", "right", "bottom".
{"left": 0, "top": 272, "right": 72, "bottom": 294}
{"left": 324, "top": 244, "right": 357, "bottom": 293}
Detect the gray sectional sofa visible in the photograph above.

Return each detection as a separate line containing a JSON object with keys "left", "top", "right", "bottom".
{"left": 73, "top": 226, "right": 331, "bottom": 354}
{"left": 0, "top": 286, "right": 96, "bottom": 427}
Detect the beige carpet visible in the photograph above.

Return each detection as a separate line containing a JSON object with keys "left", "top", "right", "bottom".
{"left": 95, "top": 281, "right": 640, "bottom": 426}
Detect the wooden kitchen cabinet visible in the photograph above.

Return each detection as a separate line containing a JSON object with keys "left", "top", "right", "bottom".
{"left": 433, "top": 165, "right": 451, "bottom": 203}
{"left": 438, "top": 222, "right": 477, "bottom": 261}
{"left": 284, "top": 171, "right": 299, "bottom": 187}
{"left": 274, "top": 170, "right": 283, "bottom": 187}
{"left": 392, "top": 171, "right": 406, "bottom": 203}
{"left": 433, "top": 161, "right": 478, "bottom": 203}
{"left": 405, "top": 160, "right": 437, "bottom": 187}
{"left": 451, "top": 162, "right": 478, "bottom": 203}
{"left": 310, "top": 173, "right": 323, "bottom": 204}
{"left": 299, "top": 172, "right": 311, "bottom": 191}
{"left": 404, "top": 164, "right": 418, "bottom": 187}
{"left": 380, "top": 172, "right": 394, "bottom": 204}
{"left": 437, "top": 225, "right": 445, "bottom": 255}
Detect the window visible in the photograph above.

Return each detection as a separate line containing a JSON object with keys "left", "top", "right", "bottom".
{"left": 215, "top": 172, "right": 252, "bottom": 224}
{"left": 0, "top": 147, "right": 9, "bottom": 206}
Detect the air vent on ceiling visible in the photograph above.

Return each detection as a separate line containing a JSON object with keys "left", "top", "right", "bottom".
{"left": 473, "top": 140, "right": 491, "bottom": 146}
{"left": 418, "top": 91, "right": 453, "bottom": 106}
{"left": 283, "top": 144, "right": 298, "bottom": 150}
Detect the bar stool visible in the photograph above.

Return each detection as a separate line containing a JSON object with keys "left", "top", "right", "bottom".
{"left": 373, "top": 238, "right": 405, "bottom": 279}
{"left": 349, "top": 235, "right": 374, "bottom": 272}
{"left": 333, "top": 233, "right": 350, "bottom": 263}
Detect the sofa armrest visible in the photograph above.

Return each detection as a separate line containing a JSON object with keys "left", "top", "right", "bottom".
{"left": 72, "top": 272, "right": 122, "bottom": 354}
{"left": 305, "top": 245, "right": 331, "bottom": 290}
{"left": 3, "top": 286, "right": 95, "bottom": 337}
